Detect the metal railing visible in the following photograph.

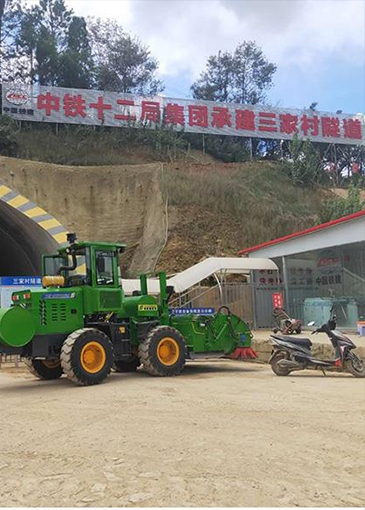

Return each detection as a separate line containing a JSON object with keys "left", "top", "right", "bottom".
{"left": 169, "top": 282, "right": 254, "bottom": 327}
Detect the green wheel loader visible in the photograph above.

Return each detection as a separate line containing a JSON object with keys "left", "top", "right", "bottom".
{"left": 0, "top": 234, "right": 256, "bottom": 385}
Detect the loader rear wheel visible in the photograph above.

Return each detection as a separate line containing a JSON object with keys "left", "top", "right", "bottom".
{"left": 113, "top": 357, "right": 140, "bottom": 372}
{"left": 139, "top": 326, "right": 186, "bottom": 376}
{"left": 24, "top": 358, "right": 63, "bottom": 380}
{"left": 61, "top": 328, "right": 113, "bottom": 386}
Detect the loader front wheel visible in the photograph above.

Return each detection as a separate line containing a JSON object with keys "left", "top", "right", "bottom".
{"left": 24, "top": 358, "right": 63, "bottom": 380}
{"left": 139, "top": 326, "right": 186, "bottom": 376}
{"left": 61, "top": 328, "right": 113, "bottom": 386}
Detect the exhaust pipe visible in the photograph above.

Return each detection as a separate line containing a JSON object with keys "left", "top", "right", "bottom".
{"left": 277, "top": 359, "right": 303, "bottom": 370}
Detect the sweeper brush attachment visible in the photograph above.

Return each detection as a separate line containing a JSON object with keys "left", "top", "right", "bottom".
{"left": 170, "top": 305, "right": 256, "bottom": 362}
{"left": 229, "top": 346, "right": 258, "bottom": 360}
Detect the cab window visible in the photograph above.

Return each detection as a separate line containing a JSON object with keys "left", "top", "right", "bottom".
{"left": 96, "top": 251, "right": 115, "bottom": 286}
{"left": 68, "top": 248, "right": 92, "bottom": 286}
{"left": 43, "top": 255, "right": 68, "bottom": 276}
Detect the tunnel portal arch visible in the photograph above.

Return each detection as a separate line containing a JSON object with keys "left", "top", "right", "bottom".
{"left": 0, "top": 182, "right": 68, "bottom": 276}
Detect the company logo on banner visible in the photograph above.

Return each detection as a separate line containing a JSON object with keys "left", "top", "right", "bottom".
{"left": 2, "top": 82, "right": 364, "bottom": 145}
{"left": 5, "top": 88, "right": 30, "bottom": 105}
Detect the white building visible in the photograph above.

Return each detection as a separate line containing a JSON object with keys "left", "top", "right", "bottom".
{"left": 239, "top": 211, "right": 365, "bottom": 329}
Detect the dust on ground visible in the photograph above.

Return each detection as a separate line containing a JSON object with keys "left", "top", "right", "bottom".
{"left": 1, "top": 362, "right": 364, "bottom": 507}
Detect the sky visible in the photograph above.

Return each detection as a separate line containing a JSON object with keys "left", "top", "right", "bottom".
{"left": 47, "top": 0, "right": 365, "bottom": 114}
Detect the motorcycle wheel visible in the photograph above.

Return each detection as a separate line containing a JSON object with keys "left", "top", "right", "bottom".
{"left": 270, "top": 352, "right": 290, "bottom": 376}
{"left": 346, "top": 354, "right": 365, "bottom": 378}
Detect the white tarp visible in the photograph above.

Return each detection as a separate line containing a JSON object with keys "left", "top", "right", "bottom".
{"left": 121, "top": 257, "right": 278, "bottom": 295}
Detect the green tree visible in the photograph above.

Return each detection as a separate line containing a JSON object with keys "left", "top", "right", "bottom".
{"left": 190, "top": 41, "right": 277, "bottom": 162}
{"left": 8, "top": 0, "right": 72, "bottom": 84}
{"left": 191, "top": 41, "right": 276, "bottom": 104}
{"left": 58, "top": 16, "right": 94, "bottom": 88}
{"left": 0, "top": 0, "right": 23, "bottom": 81}
{"left": 88, "top": 18, "right": 163, "bottom": 94}
{"left": 5, "top": 0, "right": 93, "bottom": 87}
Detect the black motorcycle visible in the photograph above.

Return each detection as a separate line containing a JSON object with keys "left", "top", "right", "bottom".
{"left": 269, "top": 316, "right": 365, "bottom": 378}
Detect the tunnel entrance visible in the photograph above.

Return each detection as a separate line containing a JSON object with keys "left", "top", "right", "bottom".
{"left": 0, "top": 200, "right": 60, "bottom": 276}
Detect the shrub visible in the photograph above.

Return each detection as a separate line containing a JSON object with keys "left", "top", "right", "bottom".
{"left": 0, "top": 115, "right": 18, "bottom": 156}
{"left": 286, "top": 135, "right": 326, "bottom": 186}
{"left": 319, "top": 183, "right": 365, "bottom": 222}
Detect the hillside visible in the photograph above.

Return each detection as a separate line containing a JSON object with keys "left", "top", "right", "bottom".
{"left": 3, "top": 129, "right": 330, "bottom": 274}
{"left": 158, "top": 161, "right": 326, "bottom": 273}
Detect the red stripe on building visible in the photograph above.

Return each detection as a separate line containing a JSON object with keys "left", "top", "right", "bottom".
{"left": 238, "top": 210, "right": 365, "bottom": 255}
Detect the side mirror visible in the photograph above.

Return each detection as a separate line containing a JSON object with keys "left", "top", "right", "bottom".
{"left": 328, "top": 318, "right": 336, "bottom": 330}
{"left": 166, "top": 285, "right": 175, "bottom": 304}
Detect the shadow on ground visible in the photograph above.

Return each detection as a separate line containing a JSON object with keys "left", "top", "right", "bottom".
{"left": 0, "top": 361, "right": 263, "bottom": 392}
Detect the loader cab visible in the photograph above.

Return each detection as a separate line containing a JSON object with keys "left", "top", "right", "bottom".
{"left": 41, "top": 236, "right": 126, "bottom": 314}
{"left": 42, "top": 241, "right": 125, "bottom": 288}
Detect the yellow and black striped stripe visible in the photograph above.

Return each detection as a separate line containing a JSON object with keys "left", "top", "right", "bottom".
{"left": 0, "top": 182, "right": 68, "bottom": 246}
{"left": 0, "top": 182, "right": 88, "bottom": 275}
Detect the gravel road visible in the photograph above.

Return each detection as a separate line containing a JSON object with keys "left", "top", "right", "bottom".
{"left": 0, "top": 361, "right": 364, "bottom": 507}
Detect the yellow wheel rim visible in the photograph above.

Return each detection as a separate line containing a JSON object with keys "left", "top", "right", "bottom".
{"left": 80, "top": 342, "right": 106, "bottom": 373}
{"left": 157, "top": 337, "right": 180, "bottom": 366}
{"left": 42, "top": 359, "right": 61, "bottom": 369}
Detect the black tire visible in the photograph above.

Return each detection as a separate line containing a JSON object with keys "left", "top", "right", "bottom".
{"left": 270, "top": 351, "right": 290, "bottom": 376}
{"left": 346, "top": 354, "right": 365, "bottom": 378}
{"left": 60, "top": 328, "right": 113, "bottom": 386}
{"left": 296, "top": 325, "right": 302, "bottom": 334}
{"left": 138, "top": 325, "right": 186, "bottom": 376}
{"left": 24, "top": 358, "right": 63, "bottom": 380}
{"left": 113, "top": 357, "right": 140, "bottom": 372}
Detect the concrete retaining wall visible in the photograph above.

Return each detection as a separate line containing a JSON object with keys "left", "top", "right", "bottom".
{"left": 252, "top": 331, "right": 365, "bottom": 363}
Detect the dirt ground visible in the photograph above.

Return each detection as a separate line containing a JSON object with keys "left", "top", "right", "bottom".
{"left": 0, "top": 362, "right": 364, "bottom": 508}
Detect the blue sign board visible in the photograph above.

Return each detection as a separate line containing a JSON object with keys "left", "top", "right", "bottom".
{"left": 169, "top": 307, "right": 215, "bottom": 315}
{"left": 1, "top": 276, "right": 42, "bottom": 286}
{"left": 0, "top": 276, "right": 43, "bottom": 308}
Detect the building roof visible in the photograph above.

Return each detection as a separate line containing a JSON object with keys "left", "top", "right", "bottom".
{"left": 239, "top": 210, "right": 365, "bottom": 257}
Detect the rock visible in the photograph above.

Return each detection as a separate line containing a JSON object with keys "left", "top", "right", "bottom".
{"left": 81, "top": 495, "right": 99, "bottom": 503}
{"left": 103, "top": 470, "right": 121, "bottom": 482}
{"left": 139, "top": 472, "right": 160, "bottom": 479}
{"left": 91, "top": 483, "right": 106, "bottom": 493}
{"left": 128, "top": 492, "right": 153, "bottom": 503}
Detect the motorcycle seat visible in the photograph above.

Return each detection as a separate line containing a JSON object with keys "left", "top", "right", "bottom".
{"left": 272, "top": 335, "right": 312, "bottom": 349}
